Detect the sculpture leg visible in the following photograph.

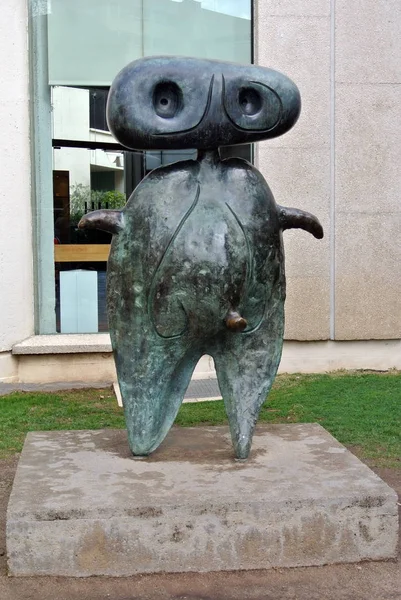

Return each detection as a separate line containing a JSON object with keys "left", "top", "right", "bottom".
{"left": 212, "top": 312, "right": 284, "bottom": 460}
{"left": 113, "top": 337, "right": 200, "bottom": 456}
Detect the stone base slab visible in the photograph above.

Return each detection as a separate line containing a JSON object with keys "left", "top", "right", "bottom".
{"left": 7, "top": 425, "right": 398, "bottom": 576}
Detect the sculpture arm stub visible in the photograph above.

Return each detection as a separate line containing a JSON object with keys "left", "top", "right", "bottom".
{"left": 78, "top": 210, "right": 125, "bottom": 235}
{"left": 277, "top": 206, "right": 324, "bottom": 239}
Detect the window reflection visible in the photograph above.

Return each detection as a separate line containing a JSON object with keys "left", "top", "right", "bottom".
{"left": 170, "top": 0, "right": 250, "bottom": 19}
{"left": 48, "top": 0, "right": 251, "bottom": 86}
{"left": 53, "top": 148, "right": 126, "bottom": 333}
{"left": 52, "top": 86, "right": 127, "bottom": 332}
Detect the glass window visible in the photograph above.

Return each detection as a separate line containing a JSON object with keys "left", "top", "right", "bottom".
{"left": 47, "top": 0, "right": 251, "bottom": 86}
{"left": 89, "top": 90, "right": 109, "bottom": 132}
{"left": 30, "top": 0, "right": 253, "bottom": 334}
{"left": 52, "top": 86, "right": 129, "bottom": 332}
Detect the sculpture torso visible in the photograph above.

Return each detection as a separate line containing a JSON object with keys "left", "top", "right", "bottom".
{"left": 108, "top": 153, "right": 284, "bottom": 346}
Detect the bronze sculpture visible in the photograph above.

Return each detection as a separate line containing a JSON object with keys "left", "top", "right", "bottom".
{"left": 79, "top": 56, "right": 323, "bottom": 459}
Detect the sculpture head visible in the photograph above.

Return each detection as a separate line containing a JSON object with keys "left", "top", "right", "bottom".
{"left": 106, "top": 56, "right": 301, "bottom": 150}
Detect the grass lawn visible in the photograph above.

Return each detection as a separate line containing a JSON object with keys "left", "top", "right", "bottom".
{"left": 0, "top": 371, "right": 400, "bottom": 468}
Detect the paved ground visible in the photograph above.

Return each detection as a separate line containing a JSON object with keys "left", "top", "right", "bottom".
{"left": 0, "top": 378, "right": 222, "bottom": 402}
{"left": 1, "top": 453, "right": 400, "bottom": 600}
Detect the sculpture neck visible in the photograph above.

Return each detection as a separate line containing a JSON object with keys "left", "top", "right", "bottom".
{"left": 197, "top": 149, "right": 221, "bottom": 166}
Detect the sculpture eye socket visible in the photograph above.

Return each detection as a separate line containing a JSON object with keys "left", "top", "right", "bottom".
{"left": 224, "top": 77, "right": 283, "bottom": 132}
{"left": 153, "top": 81, "right": 183, "bottom": 119}
{"left": 238, "top": 87, "right": 262, "bottom": 116}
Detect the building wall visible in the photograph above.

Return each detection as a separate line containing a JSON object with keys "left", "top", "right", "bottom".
{"left": 334, "top": 0, "right": 401, "bottom": 340}
{"left": 0, "top": 0, "right": 400, "bottom": 382}
{"left": 0, "top": 0, "right": 34, "bottom": 380}
{"left": 255, "top": 0, "right": 401, "bottom": 341}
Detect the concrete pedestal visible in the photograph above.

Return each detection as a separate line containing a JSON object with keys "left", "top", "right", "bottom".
{"left": 7, "top": 424, "right": 398, "bottom": 576}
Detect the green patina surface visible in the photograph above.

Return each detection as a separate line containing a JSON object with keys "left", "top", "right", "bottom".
{"left": 79, "top": 56, "right": 323, "bottom": 459}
